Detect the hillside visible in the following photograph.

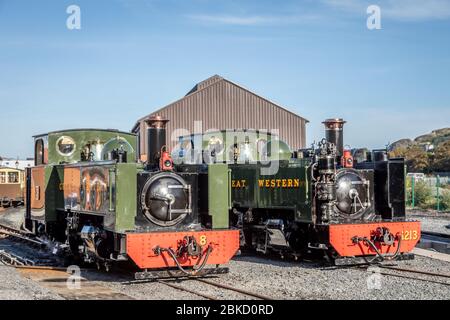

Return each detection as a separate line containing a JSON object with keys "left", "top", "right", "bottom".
{"left": 389, "top": 127, "right": 450, "bottom": 173}
{"left": 388, "top": 138, "right": 414, "bottom": 151}
{"left": 390, "top": 127, "right": 450, "bottom": 150}
{"left": 414, "top": 128, "right": 450, "bottom": 146}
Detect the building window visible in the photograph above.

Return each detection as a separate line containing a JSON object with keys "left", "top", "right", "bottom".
{"left": 0, "top": 172, "right": 6, "bottom": 184}
{"left": 8, "top": 172, "right": 19, "bottom": 183}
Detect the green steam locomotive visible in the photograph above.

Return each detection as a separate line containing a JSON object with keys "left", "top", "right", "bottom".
{"left": 25, "top": 118, "right": 239, "bottom": 278}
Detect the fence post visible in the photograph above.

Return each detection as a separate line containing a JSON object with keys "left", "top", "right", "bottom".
{"left": 411, "top": 176, "right": 415, "bottom": 208}
{"left": 436, "top": 175, "right": 440, "bottom": 212}
{"left": 405, "top": 176, "right": 409, "bottom": 205}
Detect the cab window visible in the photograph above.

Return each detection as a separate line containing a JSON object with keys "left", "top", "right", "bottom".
{"left": 35, "top": 139, "right": 45, "bottom": 166}
{"left": 56, "top": 136, "right": 76, "bottom": 156}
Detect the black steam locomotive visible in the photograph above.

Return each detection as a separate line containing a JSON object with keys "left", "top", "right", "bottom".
{"left": 227, "top": 119, "right": 420, "bottom": 264}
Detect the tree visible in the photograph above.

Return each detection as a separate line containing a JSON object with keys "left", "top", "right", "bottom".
{"left": 432, "top": 141, "right": 450, "bottom": 172}
{"left": 389, "top": 144, "right": 429, "bottom": 172}
{"left": 441, "top": 189, "right": 450, "bottom": 211}
{"left": 388, "top": 146, "right": 408, "bottom": 159}
{"left": 414, "top": 180, "right": 434, "bottom": 209}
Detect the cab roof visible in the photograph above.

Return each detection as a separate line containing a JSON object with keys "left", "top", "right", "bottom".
{"left": 33, "top": 128, "right": 136, "bottom": 138}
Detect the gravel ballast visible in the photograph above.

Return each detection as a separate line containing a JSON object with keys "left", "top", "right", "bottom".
{"left": 408, "top": 211, "right": 450, "bottom": 235}
{"left": 89, "top": 255, "right": 450, "bottom": 301}
{"left": 0, "top": 266, "right": 63, "bottom": 300}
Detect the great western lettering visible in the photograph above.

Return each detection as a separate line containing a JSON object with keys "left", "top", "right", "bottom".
{"left": 231, "top": 179, "right": 247, "bottom": 188}
{"left": 258, "top": 179, "right": 301, "bottom": 188}
{"left": 231, "top": 179, "right": 303, "bottom": 188}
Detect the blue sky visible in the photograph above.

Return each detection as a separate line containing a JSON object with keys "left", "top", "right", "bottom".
{"left": 1, "top": 0, "right": 449, "bottom": 158}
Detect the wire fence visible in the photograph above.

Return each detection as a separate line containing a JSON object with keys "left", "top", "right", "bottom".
{"left": 406, "top": 173, "right": 450, "bottom": 211}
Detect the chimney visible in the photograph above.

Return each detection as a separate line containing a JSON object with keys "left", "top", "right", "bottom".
{"left": 322, "top": 118, "right": 346, "bottom": 158}
{"left": 145, "top": 115, "right": 169, "bottom": 167}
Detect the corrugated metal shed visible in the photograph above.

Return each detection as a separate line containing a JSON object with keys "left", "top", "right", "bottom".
{"left": 133, "top": 75, "right": 308, "bottom": 160}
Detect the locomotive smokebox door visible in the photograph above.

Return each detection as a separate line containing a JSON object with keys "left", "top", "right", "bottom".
{"left": 141, "top": 172, "right": 191, "bottom": 227}
{"left": 137, "top": 171, "right": 199, "bottom": 230}
{"left": 333, "top": 168, "right": 374, "bottom": 221}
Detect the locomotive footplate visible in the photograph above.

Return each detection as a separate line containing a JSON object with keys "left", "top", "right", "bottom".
{"left": 329, "top": 221, "right": 421, "bottom": 261}
{"left": 134, "top": 267, "right": 229, "bottom": 280}
{"left": 126, "top": 230, "right": 240, "bottom": 270}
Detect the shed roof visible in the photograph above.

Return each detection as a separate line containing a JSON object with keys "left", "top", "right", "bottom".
{"left": 132, "top": 75, "right": 308, "bottom": 132}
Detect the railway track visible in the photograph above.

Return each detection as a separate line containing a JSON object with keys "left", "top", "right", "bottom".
{"left": 0, "top": 222, "right": 58, "bottom": 266}
{"left": 155, "top": 278, "right": 274, "bottom": 300}
{"left": 360, "top": 264, "right": 450, "bottom": 286}
{"left": 0, "top": 249, "right": 36, "bottom": 266}
{"left": 0, "top": 222, "right": 45, "bottom": 247}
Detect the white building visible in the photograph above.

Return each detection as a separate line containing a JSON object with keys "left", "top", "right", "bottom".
{"left": 0, "top": 159, "right": 34, "bottom": 170}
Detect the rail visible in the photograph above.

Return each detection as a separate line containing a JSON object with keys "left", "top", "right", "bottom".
{"left": 358, "top": 264, "right": 450, "bottom": 287}
{"left": 156, "top": 278, "right": 274, "bottom": 300}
